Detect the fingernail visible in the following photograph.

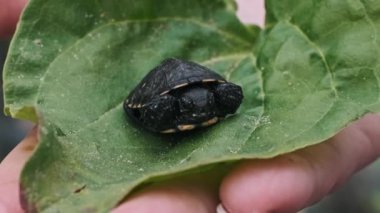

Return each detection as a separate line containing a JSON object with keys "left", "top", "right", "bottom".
{"left": 216, "top": 203, "right": 228, "bottom": 213}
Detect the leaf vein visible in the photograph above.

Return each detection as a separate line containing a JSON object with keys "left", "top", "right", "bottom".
{"left": 285, "top": 21, "right": 339, "bottom": 98}
{"left": 200, "top": 52, "right": 251, "bottom": 66}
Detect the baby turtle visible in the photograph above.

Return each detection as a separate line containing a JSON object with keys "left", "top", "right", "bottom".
{"left": 124, "top": 58, "right": 243, "bottom": 133}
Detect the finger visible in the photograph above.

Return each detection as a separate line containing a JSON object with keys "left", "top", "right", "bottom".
{"left": 220, "top": 114, "right": 380, "bottom": 213}
{"left": 236, "top": 0, "right": 265, "bottom": 26}
{"left": 112, "top": 178, "right": 218, "bottom": 213}
{"left": 0, "top": 126, "right": 38, "bottom": 213}
{"left": 0, "top": 0, "right": 28, "bottom": 39}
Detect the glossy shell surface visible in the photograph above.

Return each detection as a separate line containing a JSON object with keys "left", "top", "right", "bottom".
{"left": 124, "top": 58, "right": 243, "bottom": 133}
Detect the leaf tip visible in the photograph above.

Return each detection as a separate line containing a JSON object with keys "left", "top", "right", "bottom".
{"left": 3, "top": 106, "right": 11, "bottom": 116}
{"left": 6, "top": 105, "right": 38, "bottom": 122}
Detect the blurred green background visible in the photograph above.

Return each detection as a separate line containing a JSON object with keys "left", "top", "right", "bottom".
{"left": 1, "top": 38, "right": 379, "bottom": 212}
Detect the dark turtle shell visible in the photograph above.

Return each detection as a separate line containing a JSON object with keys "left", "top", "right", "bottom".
{"left": 124, "top": 58, "right": 244, "bottom": 133}
{"left": 125, "top": 58, "right": 225, "bottom": 108}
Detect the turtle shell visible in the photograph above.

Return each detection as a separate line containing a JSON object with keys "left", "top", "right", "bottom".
{"left": 125, "top": 58, "right": 226, "bottom": 107}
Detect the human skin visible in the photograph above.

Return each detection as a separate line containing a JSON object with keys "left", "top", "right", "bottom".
{"left": 1, "top": 1, "right": 380, "bottom": 213}
{"left": 0, "top": 0, "right": 27, "bottom": 39}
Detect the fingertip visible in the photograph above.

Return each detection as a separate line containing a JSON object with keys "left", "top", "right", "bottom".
{"left": 20, "top": 126, "right": 39, "bottom": 148}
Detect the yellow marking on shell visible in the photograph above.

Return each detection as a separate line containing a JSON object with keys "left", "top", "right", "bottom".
{"left": 161, "top": 129, "right": 177, "bottom": 134}
{"left": 218, "top": 80, "right": 226, "bottom": 83}
{"left": 177, "top": 124, "right": 196, "bottom": 131}
{"left": 201, "top": 117, "right": 219, "bottom": 127}
{"left": 160, "top": 90, "right": 170, "bottom": 95}
{"left": 129, "top": 103, "right": 143, "bottom": 109}
{"left": 173, "top": 83, "right": 189, "bottom": 89}
{"left": 202, "top": 79, "right": 217, "bottom": 83}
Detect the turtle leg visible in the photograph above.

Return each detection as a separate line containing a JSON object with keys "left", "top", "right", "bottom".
{"left": 214, "top": 82, "right": 243, "bottom": 116}
{"left": 140, "top": 94, "right": 178, "bottom": 132}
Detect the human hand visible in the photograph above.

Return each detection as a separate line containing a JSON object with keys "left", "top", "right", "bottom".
{"left": 111, "top": 114, "right": 380, "bottom": 213}
{"left": 0, "top": 127, "right": 37, "bottom": 213}
{"left": 1, "top": 116, "right": 379, "bottom": 213}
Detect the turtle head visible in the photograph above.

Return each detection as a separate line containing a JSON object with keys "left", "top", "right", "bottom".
{"left": 177, "top": 86, "right": 216, "bottom": 124}
{"left": 214, "top": 82, "right": 243, "bottom": 115}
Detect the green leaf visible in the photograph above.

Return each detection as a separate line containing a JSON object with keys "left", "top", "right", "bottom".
{"left": 3, "top": 0, "right": 254, "bottom": 121}
{"left": 3, "top": 0, "right": 380, "bottom": 212}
